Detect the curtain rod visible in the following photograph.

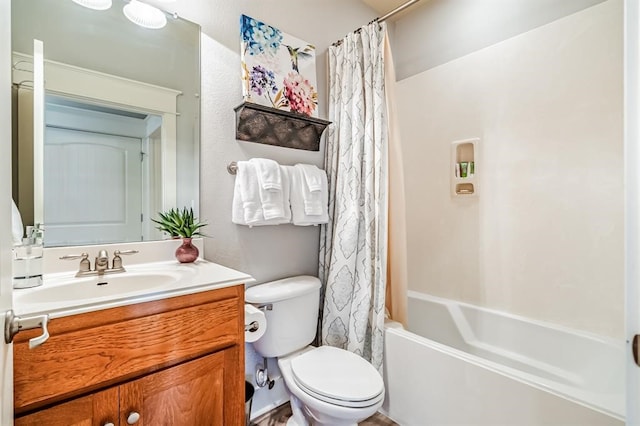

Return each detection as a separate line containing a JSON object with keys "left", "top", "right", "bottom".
{"left": 331, "top": 0, "right": 422, "bottom": 47}
{"left": 378, "top": 0, "right": 422, "bottom": 22}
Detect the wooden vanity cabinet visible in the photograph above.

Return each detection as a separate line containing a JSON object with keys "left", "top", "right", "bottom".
{"left": 13, "top": 285, "right": 245, "bottom": 426}
{"left": 14, "top": 387, "right": 119, "bottom": 426}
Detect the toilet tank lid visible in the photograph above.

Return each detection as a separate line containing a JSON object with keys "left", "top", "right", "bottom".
{"left": 245, "top": 275, "right": 321, "bottom": 303}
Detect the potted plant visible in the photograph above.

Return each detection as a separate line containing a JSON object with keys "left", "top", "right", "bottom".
{"left": 152, "top": 207, "right": 207, "bottom": 263}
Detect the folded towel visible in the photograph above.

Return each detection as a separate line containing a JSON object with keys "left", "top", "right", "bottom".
{"left": 250, "top": 158, "right": 285, "bottom": 219}
{"left": 232, "top": 161, "right": 291, "bottom": 227}
{"left": 289, "top": 166, "right": 328, "bottom": 226}
{"left": 12, "top": 199, "right": 24, "bottom": 244}
{"left": 251, "top": 158, "right": 282, "bottom": 191}
{"left": 294, "top": 164, "right": 324, "bottom": 215}
{"left": 296, "top": 163, "right": 323, "bottom": 192}
{"left": 232, "top": 161, "right": 264, "bottom": 225}
{"left": 231, "top": 177, "right": 247, "bottom": 225}
{"left": 278, "top": 166, "right": 292, "bottom": 223}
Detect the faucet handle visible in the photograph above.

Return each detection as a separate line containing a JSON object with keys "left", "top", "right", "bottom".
{"left": 114, "top": 250, "right": 139, "bottom": 256}
{"left": 112, "top": 250, "right": 139, "bottom": 270}
{"left": 60, "top": 253, "right": 90, "bottom": 274}
{"left": 59, "top": 253, "right": 88, "bottom": 260}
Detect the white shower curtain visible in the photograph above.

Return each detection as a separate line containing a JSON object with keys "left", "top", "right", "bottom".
{"left": 319, "top": 22, "right": 388, "bottom": 373}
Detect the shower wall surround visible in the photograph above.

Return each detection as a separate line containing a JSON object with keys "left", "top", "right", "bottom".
{"left": 395, "top": 0, "right": 623, "bottom": 338}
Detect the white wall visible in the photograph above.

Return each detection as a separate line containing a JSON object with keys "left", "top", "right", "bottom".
{"left": 1, "top": 0, "right": 14, "bottom": 423}
{"left": 175, "top": 0, "right": 376, "bottom": 283}
{"left": 173, "top": 0, "right": 377, "bottom": 417}
{"left": 395, "top": 0, "right": 624, "bottom": 338}
{"left": 624, "top": 1, "right": 640, "bottom": 421}
{"left": 390, "top": 0, "right": 606, "bottom": 80}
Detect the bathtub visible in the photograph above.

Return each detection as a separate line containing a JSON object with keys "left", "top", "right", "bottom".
{"left": 382, "top": 291, "right": 625, "bottom": 425}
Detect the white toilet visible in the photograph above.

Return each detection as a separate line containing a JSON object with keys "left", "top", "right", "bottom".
{"left": 245, "top": 275, "right": 385, "bottom": 426}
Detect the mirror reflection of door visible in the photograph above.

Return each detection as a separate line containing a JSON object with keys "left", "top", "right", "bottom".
{"left": 42, "top": 96, "right": 161, "bottom": 246}
{"left": 44, "top": 128, "right": 142, "bottom": 246}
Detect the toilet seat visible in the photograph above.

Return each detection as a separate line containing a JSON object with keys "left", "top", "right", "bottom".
{"left": 290, "top": 346, "right": 384, "bottom": 408}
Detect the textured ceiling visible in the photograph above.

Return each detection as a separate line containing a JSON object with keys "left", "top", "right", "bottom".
{"left": 361, "top": 0, "right": 408, "bottom": 15}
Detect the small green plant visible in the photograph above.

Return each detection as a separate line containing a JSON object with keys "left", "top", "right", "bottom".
{"left": 152, "top": 207, "right": 207, "bottom": 238}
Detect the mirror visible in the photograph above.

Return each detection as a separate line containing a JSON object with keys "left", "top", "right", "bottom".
{"left": 11, "top": 0, "right": 201, "bottom": 247}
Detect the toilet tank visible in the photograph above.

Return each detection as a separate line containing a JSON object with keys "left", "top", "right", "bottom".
{"left": 245, "top": 275, "right": 321, "bottom": 358}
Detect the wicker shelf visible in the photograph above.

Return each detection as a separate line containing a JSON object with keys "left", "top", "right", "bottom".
{"left": 234, "top": 102, "right": 331, "bottom": 151}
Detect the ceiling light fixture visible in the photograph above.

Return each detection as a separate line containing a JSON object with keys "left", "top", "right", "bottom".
{"left": 71, "top": 0, "right": 112, "bottom": 11}
{"left": 123, "top": 0, "right": 167, "bottom": 29}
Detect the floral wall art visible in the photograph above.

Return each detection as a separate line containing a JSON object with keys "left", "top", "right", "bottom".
{"left": 240, "top": 14, "right": 318, "bottom": 117}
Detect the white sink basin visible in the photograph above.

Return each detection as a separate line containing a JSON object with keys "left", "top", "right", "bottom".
{"left": 16, "top": 271, "right": 183, "bottom": 305}
{"left": 12, "top": 259, "right": 254, "bottom": 319}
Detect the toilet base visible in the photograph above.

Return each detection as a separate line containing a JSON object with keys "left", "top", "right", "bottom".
{"left": 287, "top": 395, "right": 358, "bottom": 426}
{"left": 285, "top": 416, "right": 357, "bottom": 426}
{"left": 284, "top": 394, "right": 359, "bottom": 426}
{"left": 287, "top": 395, "right": 309, "bottom": 426}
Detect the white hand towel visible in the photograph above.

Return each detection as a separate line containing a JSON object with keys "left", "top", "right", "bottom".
{"left": 232, "top": 164, "right": 249, "bottom": 226}
{"left": 278, "top": 165, "right": 292, "bottom": 223}
{"left": 294, "top": 164, "right": 325, "bottom": 215}
{"left": 11, "top": 199, "right": 24, "bottom": 244}
{"left": 234, "top": 161, "right": 264, "bottom": 225}
{"left": 296, "top": 163, "right": 323, "bottom": 192}
{"left": 250, "top": 158, "right": 285, "bottom": 220}
{"left": 233, "top": 162, "right": 292, "bottom": 227}
{"left": 251, "top": 158, "right": 282, "bottom": 191}
{"left": 290, "top": 166, "right": 328, "bottom": 226}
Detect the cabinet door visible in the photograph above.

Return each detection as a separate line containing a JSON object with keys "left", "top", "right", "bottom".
{"left": 15, "top": 386, "right": 118, "bottom": 426}
{"left": 120, "top": 351, "right": 231, "bottom": 426}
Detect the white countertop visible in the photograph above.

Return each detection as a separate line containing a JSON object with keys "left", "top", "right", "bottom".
{"left": 13, "top": 259, "right": 254, "bottom": 319}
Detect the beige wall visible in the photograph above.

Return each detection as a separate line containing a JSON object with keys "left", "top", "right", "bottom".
{"left": 396, "top": 0, "right": 624, "bottom": 338}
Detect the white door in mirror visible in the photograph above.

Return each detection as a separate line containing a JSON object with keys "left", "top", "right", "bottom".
{"left": 44, "top": 127, "right": 143, "bottom": 246}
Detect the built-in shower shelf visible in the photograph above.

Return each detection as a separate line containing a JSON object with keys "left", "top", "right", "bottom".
{"left": 234, "top": 102, "right": 331, "bottom": 151}
{"left": 451, "top": 138, "right": 479, "bottom": 197}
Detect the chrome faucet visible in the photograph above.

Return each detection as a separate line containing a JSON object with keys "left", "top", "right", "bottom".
{"left": 95, "top": 250, "right": 109, "bottom": 274}
{"left": 60, "top": 249, "right": 139, "bottom": 277}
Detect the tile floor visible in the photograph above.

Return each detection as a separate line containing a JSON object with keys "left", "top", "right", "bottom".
{"left": 252, "top": 402, "right": 398, "bottom": 426}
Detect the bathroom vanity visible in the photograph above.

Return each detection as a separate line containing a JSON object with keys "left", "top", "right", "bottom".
{"left": 11, "top": 256, "right": 252, "bottom": 426}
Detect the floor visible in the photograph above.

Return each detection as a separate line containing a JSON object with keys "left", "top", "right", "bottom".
{"left": 252, "top": 402, "right": 398, "bottom": 426}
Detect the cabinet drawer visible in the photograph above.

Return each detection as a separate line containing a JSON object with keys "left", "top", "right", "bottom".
{"left": 15, "top": 387, "right": 119, "bottom": 426}
{"left": 14, "top": 285, "right": 243, "bottom": 414}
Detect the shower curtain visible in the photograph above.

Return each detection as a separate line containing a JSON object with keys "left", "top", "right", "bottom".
{"left": 319, "top": 21, "right": 388, "bottom": 373}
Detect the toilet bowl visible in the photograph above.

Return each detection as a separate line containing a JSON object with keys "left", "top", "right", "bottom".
{"left": 279, "top": 346, "right": 385, "bottom": 426}
{"left": 245, "top": 276, "right": 386, "bottom": 426}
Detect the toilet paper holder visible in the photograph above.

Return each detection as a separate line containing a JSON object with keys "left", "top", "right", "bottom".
{"left": 245, "top": 304, "right": 271, "bottom": 333}
{"left": 245, "top": 304, "right": 270, "bottom": 333}
{"left": 245, "top": 321, "right": 260, "bottom": 333}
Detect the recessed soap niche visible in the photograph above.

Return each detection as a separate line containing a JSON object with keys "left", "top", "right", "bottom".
{"left": 451, "top": 138, "right": 479, "bottom": 197}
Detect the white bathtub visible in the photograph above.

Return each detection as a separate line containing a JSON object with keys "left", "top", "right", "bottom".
{"left": 382, "top": 291, "right": 625, "bottom": 425}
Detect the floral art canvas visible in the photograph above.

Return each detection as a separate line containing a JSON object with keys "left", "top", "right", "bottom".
{"left": 240, "top": 15, "right": 318, "bottom": 117}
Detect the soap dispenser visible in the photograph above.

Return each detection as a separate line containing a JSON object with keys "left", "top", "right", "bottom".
{"left": 12, "top": 224, "right": 44, "bottom": 289}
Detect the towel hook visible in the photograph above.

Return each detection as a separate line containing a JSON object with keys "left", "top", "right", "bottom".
{"left": 227, "top": 161, "right": 238, "bottom": 175}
